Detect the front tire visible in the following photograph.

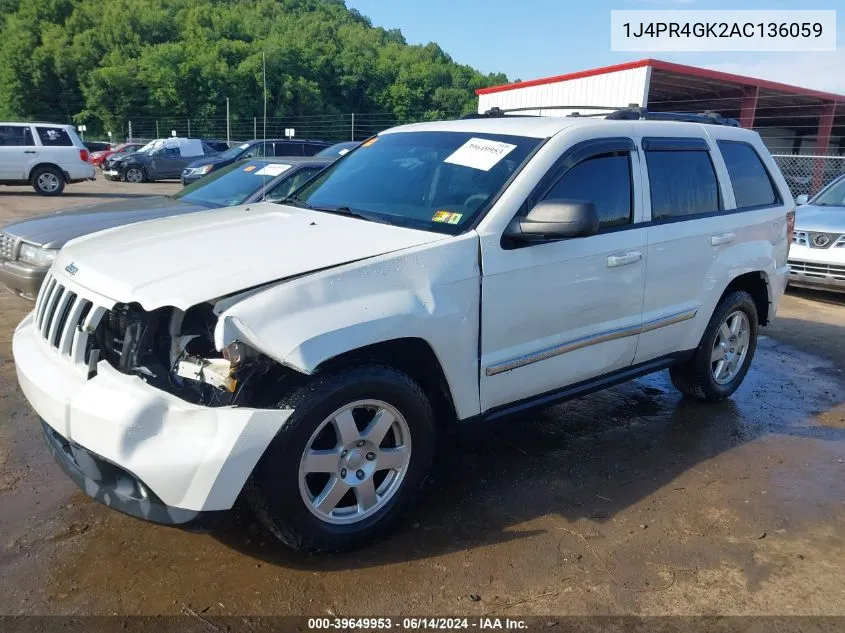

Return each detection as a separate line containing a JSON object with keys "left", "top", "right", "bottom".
{"left": 124, "top": 165, "right": 146, "bottom": 183}
{"left": 669, "top": 290, "right": 758, "bottom": 401}
{"left": 31, "top": 166, "right": 65, "bottom": 196}
{"left": 246, "top": 365, "right": 435, "bottom": 553}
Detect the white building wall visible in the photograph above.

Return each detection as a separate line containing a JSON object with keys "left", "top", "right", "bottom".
{"left": 477, "top": 67, "right": 651, "bottom": 117}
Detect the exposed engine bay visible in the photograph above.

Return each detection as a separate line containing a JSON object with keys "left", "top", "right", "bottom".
{"left": 92, "top": 302, "right": 290, "bottom": 407}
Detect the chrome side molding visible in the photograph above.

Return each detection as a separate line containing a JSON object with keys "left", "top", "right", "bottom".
{"left": 485, "top": 308, "right": 698, "bottom": 377}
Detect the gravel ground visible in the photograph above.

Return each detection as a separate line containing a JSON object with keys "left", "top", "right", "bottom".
{"left": 1, "top": 180, "right": 844, "bottom": 618}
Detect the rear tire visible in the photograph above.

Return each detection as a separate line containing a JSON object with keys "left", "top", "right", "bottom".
{"left": 245, "top": 364, "right": 435, "bottom": 553}
{"left": 31, "top": 166, "right": 65, "bottom": 196}
{"left": 669, "top": 290, "right": 758, "bottom": 401}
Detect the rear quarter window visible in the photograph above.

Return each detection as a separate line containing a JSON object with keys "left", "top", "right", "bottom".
{"left": 717, "top": 140, "right": 779, "bottom": 209}
{"left": 36, "top": 127, "right": 75, "bottom": 147}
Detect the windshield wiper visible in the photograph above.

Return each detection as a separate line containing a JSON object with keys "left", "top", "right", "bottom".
{"left": 275, "top": 197, "right": 312, "bottom": 209}
{"left": 310, "top": 205, "right": 376, "bottom": 222}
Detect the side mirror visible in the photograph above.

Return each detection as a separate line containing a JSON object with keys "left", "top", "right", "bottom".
{"left": 795, "top": 194, "right": 809, "bottom": 205}
{"left": 505, "top": 200, "right": 600, "bottom": 243}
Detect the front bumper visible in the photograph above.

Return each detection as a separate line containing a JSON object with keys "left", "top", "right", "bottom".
{"left": 0, "top": 259, "right": 46, "bottom": 300}
{"left": 788, "top": 249, "right": 845, "bottom": 294}
{"left": 181, "top": 174, "right": 202, "bottom": 186}
{"left": 13, "top": 312, "right": 293, "bottom": 516}
{"left": 41, "top": 419, "right": 222, "bottom": 526}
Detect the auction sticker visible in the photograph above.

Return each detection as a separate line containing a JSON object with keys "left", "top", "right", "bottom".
{"left": 444, "top": 138, "right": 516, "bottom": 171}
{"left": 255, "top": 164, "right": 292, "bottom": 177}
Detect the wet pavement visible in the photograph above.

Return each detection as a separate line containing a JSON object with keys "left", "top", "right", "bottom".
{"left": 1, "top": 182, "right": 845, "bottom": 616}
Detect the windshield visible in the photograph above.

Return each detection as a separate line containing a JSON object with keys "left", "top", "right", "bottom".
{"left": 811, "top": 176, "right": 845, "bottom": 207}
{"left": 173, "top": 159, "right": 292, "bottom": 207}
{"left": 218, "top": 142, "right": 252, "bottom": 161}
{"left": 294, "top": 132, "right": 541, "bottom": 233}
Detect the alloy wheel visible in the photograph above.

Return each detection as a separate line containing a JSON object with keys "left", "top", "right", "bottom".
{"left": 711, "top": 310, "right": 751, "bottom": 385}
{"left": 298, "top": 400, "right": 412, "bottom": 525}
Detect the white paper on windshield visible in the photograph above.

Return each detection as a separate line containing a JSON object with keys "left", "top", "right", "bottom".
{"left": 179, "top": 138, "right": 204, "bottom": 157}
{"left": 444, "top": 138, "right": 517, "bottom": 171}
{"left": 338, "top": 148, "right": 350, "bottom": 156}
{"left": 238, "top": 143, "right": 250, "bottom": 150}
{"left": 255, "top": 164, "right": 292, "bottom": 177}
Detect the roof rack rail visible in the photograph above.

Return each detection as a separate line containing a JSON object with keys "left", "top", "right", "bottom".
{"left": 604, "top": 106, "right": 739, "bottom": 127}
{"left": 463, "top": 104, "right": 739, "bottom": 127}
{"left": 464, "top": 105, "right": 632, "bottom": 119}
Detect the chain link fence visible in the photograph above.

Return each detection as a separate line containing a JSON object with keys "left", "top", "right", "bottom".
{"left": 108, "top": 112, "right": 464, "bottom": 146}
{"left": 772, "top": 155, "right": 845, "bottom": 199}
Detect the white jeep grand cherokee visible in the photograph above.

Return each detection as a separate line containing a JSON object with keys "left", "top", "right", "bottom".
{"left": 13, "top": 114, "right": 793, "bottom": 552}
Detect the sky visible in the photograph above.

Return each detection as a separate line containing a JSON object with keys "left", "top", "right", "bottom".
{"left": 346, "top": 0, "right": 845, "bottom": 95}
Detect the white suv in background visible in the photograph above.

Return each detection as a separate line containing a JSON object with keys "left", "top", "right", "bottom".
{"left": 0, "top": 122, "right": 95, "bottom": 195}
{"left": 13, "top": 111, "right": 793, "bottom": 553}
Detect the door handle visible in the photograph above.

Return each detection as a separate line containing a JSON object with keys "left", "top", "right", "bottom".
{"left": 23, "top": 150, "right": 36, "bottom": 154}
{"left": 606, "top": 251, "right": 643, "bottom": 268}
{"left": 710, "top": 232, "right": 736, "bottom": 246}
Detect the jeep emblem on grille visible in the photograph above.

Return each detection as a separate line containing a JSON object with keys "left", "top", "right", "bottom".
{"left": 65, "top": 263, "right": 78, "bottom": 275}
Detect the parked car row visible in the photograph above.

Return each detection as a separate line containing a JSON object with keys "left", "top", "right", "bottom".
{"left": 6, "top": 112, "right": 798, "bottom": 554}
{"left": 0, "top": 156, "right": 334, "bottom": 299}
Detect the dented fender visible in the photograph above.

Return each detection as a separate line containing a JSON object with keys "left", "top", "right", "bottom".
{"left": 214, "top": 233, "right": 483, "bottom": 419}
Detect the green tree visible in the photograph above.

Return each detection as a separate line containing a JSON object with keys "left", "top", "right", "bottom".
{"left": 0, "top": 0, "right": 508, "bottom": 138}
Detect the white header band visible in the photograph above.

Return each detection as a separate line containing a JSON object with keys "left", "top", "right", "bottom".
{"left": 611, "top": 10, "right": 836, "bottom": 52}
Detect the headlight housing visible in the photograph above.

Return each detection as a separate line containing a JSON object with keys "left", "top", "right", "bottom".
{"left": 193, "top": 165, "right": 214, "bottom": 176}
{"left": 18, "top": 244, "right": 58, "bottom": 268}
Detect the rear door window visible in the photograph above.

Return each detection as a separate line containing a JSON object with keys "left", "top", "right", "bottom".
{"left": 717, "top": 141, "right": 779, "bottom": 209}
{"left": 36, "top": 126, "right": 74, "bottom": 147}
{"left": 0, "top": 125, "right": 35, "bottom": 146}
{"left": 644, "top": 144, "right": 721, "bottom": 220}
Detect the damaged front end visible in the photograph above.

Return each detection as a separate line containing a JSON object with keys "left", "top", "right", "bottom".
{"left": 92, "top": 301, "right": 289, "bottom": 407}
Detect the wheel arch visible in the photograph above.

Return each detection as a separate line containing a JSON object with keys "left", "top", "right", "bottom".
{"left": 312, "top": 337, "right": 459, "bottom": 427}
{"left": 720, "top": 270, "right": 771, "bottom": 326}
{"left": 28, "top": 163, "right": 69, "bottom": 183}
{"left": 123, "top": 162, "right": 147, "bottom": 180}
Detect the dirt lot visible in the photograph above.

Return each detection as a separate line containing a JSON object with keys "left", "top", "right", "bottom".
{"left": 1, "top": 180, "right": 844, "bottom": 617}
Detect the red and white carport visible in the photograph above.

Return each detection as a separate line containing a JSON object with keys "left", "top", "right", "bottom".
{"left": 476, "top": 59, "right": 845, "bottom": 161}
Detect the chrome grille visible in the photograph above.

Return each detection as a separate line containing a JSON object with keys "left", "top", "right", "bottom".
{"left": 789, "top": 260, "right": 845, "bottom": 280}
{"left": 793, "top": 231, "right": 845, "bottom": 249}
{"left": 33, "top": 271, "right": 107, "bottom": 366}
{"left": 0, "top": 232, "right": 18, "bottom": 260}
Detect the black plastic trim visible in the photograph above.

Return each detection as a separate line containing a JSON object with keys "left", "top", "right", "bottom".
{"left": 41, "top": 420, "right": 225, "bottom": 529}
{"left": 642, "top": 137, "right": 710, "bottom": 151}
{"left": 477, "top": 352, "right": 692, "bottom": 423}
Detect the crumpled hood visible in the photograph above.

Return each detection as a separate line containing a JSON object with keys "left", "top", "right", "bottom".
{"left": 795, "top": 205, "right": 845, "bottom": 233}
{"left": 3, "top": 197, "right": 205, "bottom": 248}
{"left": 56, "top": 202, "right": 447, "bottom": 310}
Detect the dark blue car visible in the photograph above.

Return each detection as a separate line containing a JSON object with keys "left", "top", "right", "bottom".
{"left": 181, "top": 138, "right": 331, "bottom": 185}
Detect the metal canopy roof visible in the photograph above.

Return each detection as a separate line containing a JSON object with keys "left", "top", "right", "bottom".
{"left": 477, "top": 59, "right": 845, "bottom": 145}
